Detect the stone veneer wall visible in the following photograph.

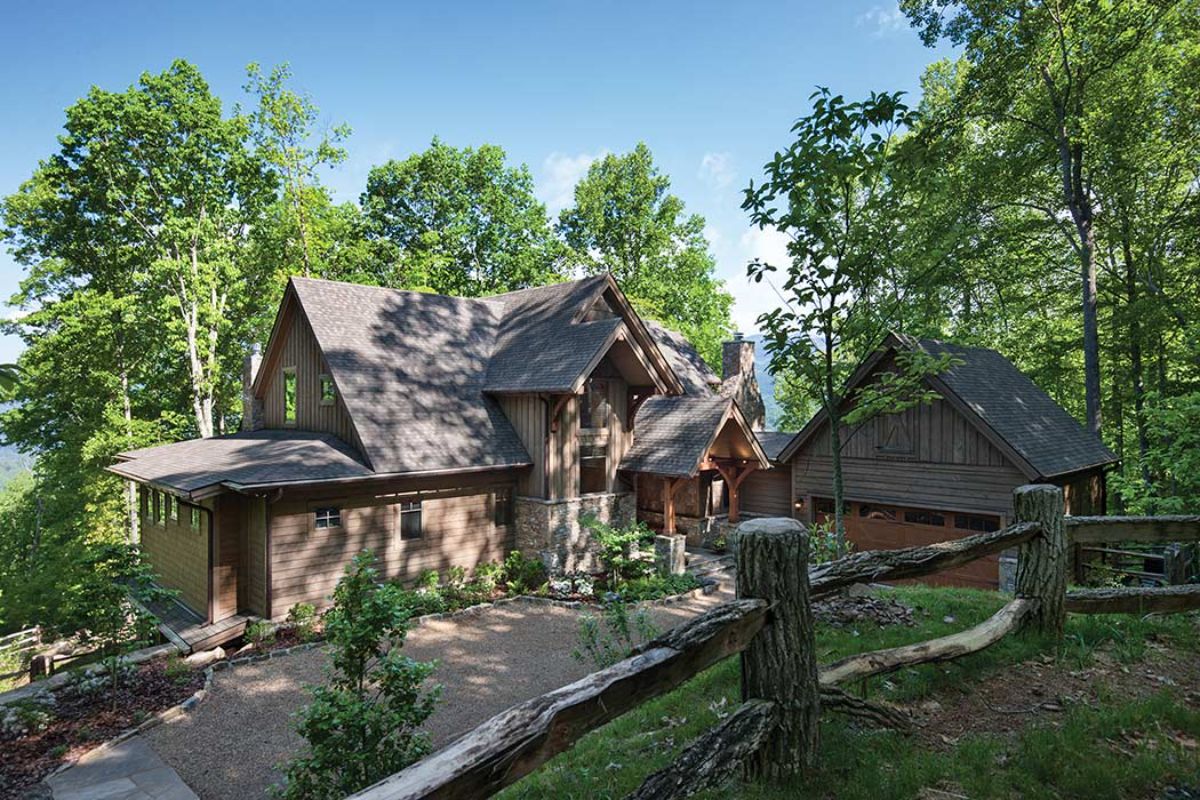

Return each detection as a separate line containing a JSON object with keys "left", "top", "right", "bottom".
{"left": 515, "top": 492, "right": 636, "bottom": 573}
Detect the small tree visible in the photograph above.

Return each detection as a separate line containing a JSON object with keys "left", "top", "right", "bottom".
{"left": 277, "top": 551, "right": 440, "bottom": 799}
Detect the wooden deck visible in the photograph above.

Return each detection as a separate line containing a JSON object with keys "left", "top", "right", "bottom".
{"left": 143, "top": 594, "right": 253, "bottom": 654}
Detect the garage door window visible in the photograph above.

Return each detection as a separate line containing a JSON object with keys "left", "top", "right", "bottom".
{"left": 954, "top": 513, "right": 999, "bottom": 532}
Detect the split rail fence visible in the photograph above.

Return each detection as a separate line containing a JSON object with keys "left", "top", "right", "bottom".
{"left": 350, "top": 484, "right": 1200, "bottom": 800}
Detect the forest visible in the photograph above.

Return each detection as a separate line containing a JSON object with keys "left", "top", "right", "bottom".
{"left": 0, "top": 0, "right": 1198, "bottom": 636}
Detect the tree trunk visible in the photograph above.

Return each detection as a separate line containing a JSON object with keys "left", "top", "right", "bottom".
{"left": 1014, "top": 484, "right": 1067, "bottom": 637}
{"left": 736, "top": 517, "right": 819, "bottom": 779}
{"left": 824, "top": 337, "right": 846, "bottom": 552}
{"left": 1123, "top": 241, "right": 1150, "bottom": 487}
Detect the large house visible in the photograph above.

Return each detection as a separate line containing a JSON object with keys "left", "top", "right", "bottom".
{"left": 738, "top": 333, "right": 1119, "bottom": 588}
{"left": 111, "top": 275, "right": 769, "bottom": 646}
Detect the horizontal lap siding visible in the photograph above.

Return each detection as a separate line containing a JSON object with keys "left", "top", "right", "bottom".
{"left": 740, "top": 468, "right": 793, "bottom": 518}
{"left": 139, "top": 487, "right": 209, "bottom": 618}
{"left": 269, "top": 489, "right": 513, "bottom": 612}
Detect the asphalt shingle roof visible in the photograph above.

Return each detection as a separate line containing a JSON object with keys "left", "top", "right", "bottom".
{"left": 916, "top": 338, "right": 1118, "bottom": 478}
{"left": 754, "top": 430, "right": 797, "bottom": 462}
{"left": 292, "top": 277, "right": 532, "bottom": 475}
{"left": 645, "top": 321, "right": 720, "bottom": 395}
{"left": 112, "top": 430, "right": 372, "bottom": 493}
{"left": 619, "top": 395, "right": 732, "bottom": 477}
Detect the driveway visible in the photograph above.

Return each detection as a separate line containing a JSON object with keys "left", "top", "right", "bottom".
{"left": 143, "top": 586, "right": 732, "bottom": 799}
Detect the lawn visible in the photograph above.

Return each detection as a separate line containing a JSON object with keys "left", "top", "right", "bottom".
{"left": 499, "top": 586, "right": 1200, "bottom": 800}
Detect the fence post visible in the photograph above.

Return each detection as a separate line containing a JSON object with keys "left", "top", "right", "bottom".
{"left": 735, "top": 517, "right": 819, "bottom": 779}
{"left": 1013, "top": 484, "right": 1067, "bottom": 637}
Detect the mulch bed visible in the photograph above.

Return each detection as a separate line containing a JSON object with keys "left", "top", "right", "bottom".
{"left": 0, "top": 660, "right": 206, "bottom": 799}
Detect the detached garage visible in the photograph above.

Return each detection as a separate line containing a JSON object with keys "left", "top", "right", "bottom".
{"left": 775, "top": 334, "right": 1118, "bottom": 589}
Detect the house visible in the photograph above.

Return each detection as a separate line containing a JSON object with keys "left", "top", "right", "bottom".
{"left": 109, "top": 274, "right": 769, "bottom": 646}
{"left": 764, "top": 333, "right": 1119, "bottom": 588}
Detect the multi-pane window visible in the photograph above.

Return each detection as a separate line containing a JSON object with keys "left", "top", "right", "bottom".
{"left": 191, "top": 506, "right": 202, "bottom": 531}
{"left": 319, "top": 374, "right": 336, "bottom": 406}
{"left": 904, "top": 510, "right": 946, "bottom": 527}
{"left": 494, "top": 488, "right": 513, "bottom": 527}
{"left": 283, "top": 367, "right": 298, "bottom": 425}
{"left": 314, "top": 507, "right": 342, "bottom": 530}
{"left": 399, "top": 501, "right": 422, "bottom": 540}
{"left": 954, "top": 513, "right": 1000, "bottom": 533}
{"left": 167, "top": 494, "right": 179, "bottom": 522}
{"left": 152, "top": 491, "right": 162, "bottom": 525}
{"left": 579, "top": 379, "right": 610, "bottom": 429}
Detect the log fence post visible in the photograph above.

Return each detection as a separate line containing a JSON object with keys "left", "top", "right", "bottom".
{"left": 1013, "top": 484, "right": 1067, "bottom": 637}
{"left": 735, "top": 517, "right": 820, "bottom": 779}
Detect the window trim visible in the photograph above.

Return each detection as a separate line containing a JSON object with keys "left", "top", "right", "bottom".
{"left": 314, "top": 506, "right": 342, "bottom": 530}
{"left": 319, "top": 373, "right": 336, "bottom": 406}
{"left": 399, "top": 500, "right": 423, "bottom": 541}
{"left": 282, "top": 366, "right": 298, "bottom": 426}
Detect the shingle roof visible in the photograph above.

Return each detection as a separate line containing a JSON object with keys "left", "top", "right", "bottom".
{"left": 291, "top": 278, "right": 532, "bottom": 475}
{"left": 619, "top": 395, "right": 733, "bottom": 477}
{"left": 111, "top": 430, "right": 373, "bottom": 495}
{"left": 754, "top": 430, "right": 797, "bottom": 462}
{"left": 645, "top": 321, "right": 720, "bottom": 395}
{"left": 915, "top": 338, "right": 1118, "bottom": 478}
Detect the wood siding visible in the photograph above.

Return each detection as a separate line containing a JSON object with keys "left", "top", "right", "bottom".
{"left": 243, "top": 496, "right": 268, "bottom": 617}
{"left": 213, "top": 494, "right": 242, "bottom": 621}
{"left": 139, "top": 487, "right": 209, "bottom": 618}
{"left": 740, "top": 468, "right": 793, "bottom": 518}
{"left": 550, "top": 397, "right": 580, "bottom": 500}
{"left": 268, "top": 483, "right": 516, "bottom": 614}
{"left": 259, "top": 302, "right": 362, "bottom": 451}
{"left": 498, "top": 395, "right": 546, "bottom": 496}
{"left": 606, "top": 379, "right": 632, "bottom": 492}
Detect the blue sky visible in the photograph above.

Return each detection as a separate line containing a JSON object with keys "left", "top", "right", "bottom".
{"left": 0, "top": 1, "right": 955, "bottom": 363}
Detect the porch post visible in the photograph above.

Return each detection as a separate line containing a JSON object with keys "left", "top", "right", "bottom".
{"left": 662, "top": 477, "right": 677, "bottom": 535}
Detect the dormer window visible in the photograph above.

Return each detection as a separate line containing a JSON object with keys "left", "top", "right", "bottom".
{"left": 319, "top": 374, "right": 336, "bottom": 406}
{"left": 283, "top": 367, "right": 297, "bottom": 425}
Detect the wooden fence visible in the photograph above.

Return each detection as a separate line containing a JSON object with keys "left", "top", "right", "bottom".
{"left": 349, "top": 484, "right": 1200, "bottom": 800}
{"left": 0, "top": 627, "right": 40, "bottom": 690}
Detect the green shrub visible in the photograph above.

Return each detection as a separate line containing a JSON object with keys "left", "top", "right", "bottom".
{"left": 246, "top": 620, "right": 276, "bottom": 647}
{"left": 393, "top": 587, "right": 447, "bottom": 618}
{"left": 573, "top": 596, "right": 659, "bottom": 670}
{"left": 473, "top": 561, "right": 503, "bottom": 592}
{"left": 580, "top": 516, "right": 655, "bottom": 584}
{"left": 287, "top": 602, "right": 319, "bottom": 641}
{"left": 164, "top": 652, "right": 192, "bottom": 685}
{"left": 617, "top": 573, "right": 701, "bottom": 602}
{"left": 276, "top": 551, "right": 439, "bottom": 799}
{"left": 414, "top": 569, "right": 440, "bottom": 592}
{"left": 502, "top": 550, "right": 546, "bottom": 594}
{"left": 445, "top": 565, "right": 468, "bottom": 588}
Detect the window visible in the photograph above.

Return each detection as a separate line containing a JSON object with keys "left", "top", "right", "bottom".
{"left": 314, "top": 507, "right": 342, "bottom": 530}
{"left": 319, "top": 374, "right": 336, "bottom": 406}
{"left": 494, "top": 488, "right": 513, "bottom": 527}
{"left": 858, "top": 504, "right": 897, "bottom": 521}
{"left": 904, "top": 509, "right": 946, "bottom": 527}
{"left": 283, "top": 367, "right": 297, "bottom": 425}
{"left": 167, "top": 494, "right": 178, "bottom": 522}
{"left": 954, "top": 513, "right": 999, "bottom": 533}
{"left": 580, "top": 379, "right": 610, "bottom": 429}
{"left": 152, "top": 491, "right": 162, "bottom": 524}
{"left": 190, "top": 506, "right": 202, "bottom": 531}
{"left": 399, "top": 501, "right": 422, "bottom": 540}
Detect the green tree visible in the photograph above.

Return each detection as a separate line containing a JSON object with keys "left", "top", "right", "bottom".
{"left": 277, "top": 551, "right": 440, "bottom": 799}
{"left": 744, "top": 90, "right": 953, "bottom": 546}
{"left": 363, "top": 139, "right": 566, "bottom": 296}
{"left": 558, "top": 143, "right": 733, "bottom": 368}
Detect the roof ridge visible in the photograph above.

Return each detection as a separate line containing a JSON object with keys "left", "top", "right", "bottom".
{"left": 289, "top": 275, "right": 505, "bottom": 309}
{"left": 484, "top": 274, "right": 607, "bottom": 302}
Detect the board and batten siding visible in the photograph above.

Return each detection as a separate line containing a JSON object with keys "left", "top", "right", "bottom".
{"left": 740, "top": 467, "right": 793, "bottom": 518}
{"left": 242, "top": 496, "right": 268, "bottom": 617}
{"left": 498, "top": 395, "right": 546, "bottom": 496}
{"left": 268, "top": 487, "right": 515, "bottom": 613}
{"left": 259, "top": 302, "right": 362, "bottom": 451}
{"left": 139, "top": 487, "right": 209, "bottom": 619}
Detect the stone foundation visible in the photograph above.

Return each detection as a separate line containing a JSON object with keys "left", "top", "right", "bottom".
{"left": 515, "top": 492, "right": 636, "bottom": 573}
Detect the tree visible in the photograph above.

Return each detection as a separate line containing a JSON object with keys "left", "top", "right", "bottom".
{"left": 558, "top": 143, "right": 733, "bottom": 368}
{"left": 277, "top": 551, "right": 440, "bottom": 799}
{"left": 363, "top": 139, "right": 566, "bottom": 296}
{"left": 744, "top": 89, "right": 953, "bottom": 546}
{"left": 901, "top": 0, "right": 1184, "bottom": 437}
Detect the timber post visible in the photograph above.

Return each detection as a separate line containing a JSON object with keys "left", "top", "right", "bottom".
{"left": 735, "top": 517, "right": 820, "bottom": 779}
{"left": 1013, "top": 484, "right": 1067, "bottom": 637}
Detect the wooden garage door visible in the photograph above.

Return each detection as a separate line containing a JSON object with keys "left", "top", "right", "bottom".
{"left": 815, "top": 499, "right": 1002, "bottom": 589}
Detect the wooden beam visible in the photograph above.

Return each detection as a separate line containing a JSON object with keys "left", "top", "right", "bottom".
{"left": 808, "top": 521, "right": 1042, "bottom": 599}
{"left": 818, "top": 598, "right": 1036, "bottom": 686}
{"left": 348, "top": 599, "right": 769, "bottom": 800}
{"left": 662, "top": 477, "right": 685, "bottom": 536}
{"left": 1065, "top": 584, "right": 1200, "bottom": 615}
{"left": 1065, "top": 515, "right": 1200, "bottom": 545}
{"left": 548, "top": 393, "right": 571, "bottom": 434}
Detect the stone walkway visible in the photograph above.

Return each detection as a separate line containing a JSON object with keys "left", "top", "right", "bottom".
{"left": 46, "top": 738, "right": 197, "bottom": 800}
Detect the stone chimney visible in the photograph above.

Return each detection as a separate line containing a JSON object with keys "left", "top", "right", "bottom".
{"left": 721, "top": 333, "right": 766, "bottom": 429}
{"left": 242, "top": 344, "right": 264, "bottom": 432}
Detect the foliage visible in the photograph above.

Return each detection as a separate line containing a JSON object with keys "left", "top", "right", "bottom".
{"left": 559, "top": 142, "right": 733, "bottom": 368}
{"left": 1110, "top": 391, "right": 1200, "bottom": 515}
{"left": 414, "top": 568, "right": 440, "bottom": 593}
{"left": 805, "top": 518, "right": 851, "bottom": 566}
{"left": 245, "top": 620, "right": 276, "bottom": 648}
{"left": 548, "top": 572, "right": 596, "bottom": 599}
{"left": 164, "top": 652, "right": 192, "bottom": 685}
{"left": 286, "top": 602, "right": 320, "bottom": 642}
{"left": 572, "top": 595, "right": 659, "bottom": 670}
{"left": 363, "top": 138, "right": 567, "bottom": 296}
{"left": 472, "top": 561, "right": 504, "bottom": 593}
{"left": 277, "top": 551, "right": 439, "bottom": 799}
{"left": 615, "top": 573, "right": 701, "bottom": 603}
{"left": 580, "top": 515, "right": 655, "bottom": 585}
{"left": 502, "top": 550, "right": 547, "bottom": 595}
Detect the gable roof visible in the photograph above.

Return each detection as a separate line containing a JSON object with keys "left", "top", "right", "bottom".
{"left": 777, "top": 333, "right": 1118, "bottom": 480}
{"left": 111, "top": 430, "right": 373, "bottom": 499}
{"left": 754, "top": 430, "right": 797, "bottom": 463}
{"left": 645, "top": 321, "right": 721, "bottom": 395}
{"left": 619, "top": 395, "right": 769, "bottom": 477}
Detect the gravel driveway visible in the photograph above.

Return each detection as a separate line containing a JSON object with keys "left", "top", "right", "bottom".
{"left": 144, "top": 587, "right": 732, "bottom": 799}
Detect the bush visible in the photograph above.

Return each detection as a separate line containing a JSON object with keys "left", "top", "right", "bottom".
{"left": 473, "top": 561, "right": 503, "bottom": 592}
{"left": 393, "top": 587, "right": 447, "bottom": 618}
{"left": 445, "top": 565, "right": 468, "bottom": 588}
{"left": 580, "top": 516, "right": 655, "bottom": 585}
{"left": 502, "top": 550, "right": 546, "bottom": 594}
{"left": 616, "top": 573, "right": 701, "bottom": 602}
{"left": 276, "top": 551, "right": 439, "bottom": 799}
{"left": 414, "top": 569, "right": 440, "bottom": 592}
{"left": 164, "top": 653, "right": 192, "bottom": 685}
{"left": 548, "top": 572, "right": 596, "bottom": 599}
{"left": 573, "top": 596, "right": 659, "bottom": 670}
{"left": 246, "top": 620, "right": 276, "bottom": 647}
{"left": 287, "top": 602, "right": 319, "bottom": 641}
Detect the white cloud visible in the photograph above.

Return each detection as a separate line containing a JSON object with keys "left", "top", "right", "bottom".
{"left": 699, "top": 151, "right": 735, "bottom": 189}
{"left": 856, "top": 3, "right": 907, "bottom": 37}
{"left": 708, "top": 225, "right": 794, "bottom": 334}
{"left": 537, "top": 151, "right": 607, "bottom": 215}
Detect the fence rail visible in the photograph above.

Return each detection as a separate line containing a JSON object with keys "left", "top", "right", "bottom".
{"left": 0, "top": 627, "right": 41, "bottom": 686}
{"left": 351, "top": 484, "right": 1200, "bottom": 800}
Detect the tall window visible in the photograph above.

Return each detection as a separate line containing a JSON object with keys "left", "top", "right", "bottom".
{"left": 190, "top": 506, "right": 202, "bottom": 531}
{"left": 167, "top": 494, "right": 179, "bottom": 522}
{"left": 283, "top": 367, "right": 297, "bottom": 425}
{"left": 579, "top": 379, "right": 610, "bottom": 429}
{"left": 399, "top": 501, "right": 422, "bottom": 540}
{"left": 319, "top": 374, "right": 336, "bottom": 406}
{"left": 152, "top": 491, "right": 162, "bottom": 524}
{"left": 494, "top": 488, "right": 513, "bottom": 526}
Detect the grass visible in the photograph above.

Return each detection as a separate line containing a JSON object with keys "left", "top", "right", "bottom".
{"left": 498, "top": 586, "right": 1200, "bottom": 800}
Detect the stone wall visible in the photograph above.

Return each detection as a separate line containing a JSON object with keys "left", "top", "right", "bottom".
{"left": 515, "top": 492, "right": 636, "bottom": 573}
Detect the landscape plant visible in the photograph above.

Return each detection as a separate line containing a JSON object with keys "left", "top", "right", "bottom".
{"left": 277, "top": 551, "right": 440, "bottom": 799}
{"left": 285, "top": 602, "right": 319, "bottom": 642}
{"left": 580, "top": 516, "right": 655, "bottom": 586}
{"left": 572, "top": 595, "right": 660, "bottom": 670}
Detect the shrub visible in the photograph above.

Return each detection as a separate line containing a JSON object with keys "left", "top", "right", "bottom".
{"left": 473, "top": 561, "right": 503, "bottom": 592}
{"left": 276, "top": 551, "right": 440, "bottom": 799}
{"left": 808, "top": 519, "right": 848, "bottom": 565}
{"left": 164, "top": 653, "right": 192, "bottom": 685}
{"left": 502, "top": 550, "right": 546, "bottom": 595}
{"left": 548, "top": 572, "right": 596, "bottom": 599}
{"left": 617, "top": 573, "right": 701, "bottom": 602}
{"left": 246, "top": 620, "right": 276, "bottom": 647}
{"left": 445, "top": 565, "right": 468, "bottom": 588}
{"left": 414, "top": 569, "right": 440, "bottom": 592}
{"left": 393, "top": 587, "right": 447, "bottom": 618}
{"left": 580, "top": 516, "right": 655, "bottom": 585}
{"left": 573, "top": 595, "right": 659, "bottom": 670}
{"left": 287, "top": 602, "right": 320, "bottom": 641}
